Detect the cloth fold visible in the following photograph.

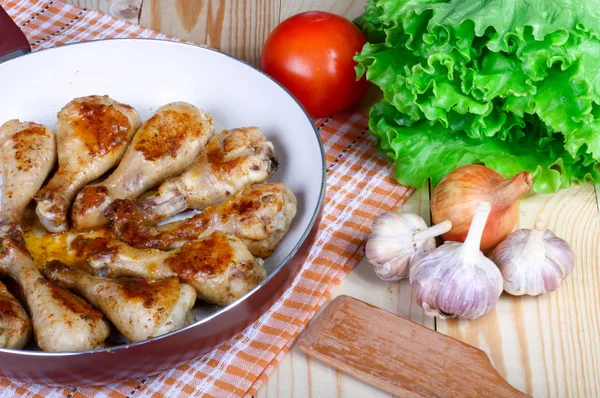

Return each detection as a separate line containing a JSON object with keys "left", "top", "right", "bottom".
{"left": 0, "top": 1, "right": 412, "bottom": 396}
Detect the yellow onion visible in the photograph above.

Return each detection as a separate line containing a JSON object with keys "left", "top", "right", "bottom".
{"left": 431, "top": 165, "right": 533, "bottom": 252}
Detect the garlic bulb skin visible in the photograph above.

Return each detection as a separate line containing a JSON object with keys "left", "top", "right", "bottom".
{"left": 365, "top": 212, "right": 451, "bottom": 281}
{"left": 492, "top": 221, "right": 575, "bottom": 296}
{"left": 410, "top": 243, "right": 503, "bottom": 319}
{"left": 409, "top": 202, "right": 503, "bottom": 319}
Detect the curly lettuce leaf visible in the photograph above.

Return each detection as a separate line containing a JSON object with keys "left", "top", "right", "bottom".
{"left": 370, "top": 101, "right": 600, "bottom": 193}
{"left": 415, "top": 0, "right": 600, "bottom": 47}
{"left": 353, "top": 0, "right": 386, "bottom": 43}
{"left": 355, "top": 0, "right": 600, "bottom": 192}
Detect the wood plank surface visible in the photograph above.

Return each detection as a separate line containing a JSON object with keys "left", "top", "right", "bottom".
{"left": 139, "top": 0, "right": 280, "bottom": 65}
{"left": 437, "top": 183, "right": 600, "bottom": 397}
{"left": 279, "top": 0, "right": 366, "bottom": 21}
{"left": 137, "top": 0, "right": 366, "bottom": 65}
{"left": 259, "top": 183, "right": 600, "bottom": 398}
{"left": 68, "top": 1, "right": 367, "bottom": 65}
{"left": 64, "top": 0, "right": 142, "bottom": 22}
{"left": 596, "top": 184, "right": 600, "bottom": 213}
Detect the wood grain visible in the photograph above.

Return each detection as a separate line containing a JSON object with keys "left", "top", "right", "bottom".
{"left": 260, "top": 183, "right": 599, "bottom": 397}
{"left": 594, "top": 184, "right": 600, "bottom": 217}
{"left": 297, "top": 295, "right": 527, "bottom": 397}
{"left": 139, "top": 0, "right": 280, "bottom": 65}
{"left": 64, "top": 0, "right": 142, "bottom": 22}
{"left": 138, "top": 0, "right": 368, "bottom": 65}
{"left": 437, "top": 183, "right": 600, "bottom": 397}
{"left": 75, "top": 0, "right": 368, "bottom": 65}
{"left": 279, "top": 0, "right": 366, "bottom": 21}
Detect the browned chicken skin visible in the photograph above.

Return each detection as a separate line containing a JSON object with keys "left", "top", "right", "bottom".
{"left": 71, "top": 102, "right": 215, "bottom": 231}
{"left": 0, "top": 237, "right": 110, "bottom": 352}
{"left": 35, "top": 95, "right": 141, "bottom": 233}
{"left": 44, "top": 263, "right": 196, "bottom": 343}
{"left": 0, "top": 93, "right": 297, "bottom": 351}
{"left": 0, "top": 120, "right": 56, "bottom": 242}
{"left": 0, "top": 280, "right": 32, "bottom": 349}
{"left": 107, "top": 182, "right": 297, "bottom": 258}
{"left": 79, "top": 231, "right": 266, "bottom": 306}
{"left": 138, "top": 127, "right": 279, "bottom": 223}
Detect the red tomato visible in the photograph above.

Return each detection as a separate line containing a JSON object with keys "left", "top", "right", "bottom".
{"left": 260, "top": 11, "right": 370, "bottom": 118}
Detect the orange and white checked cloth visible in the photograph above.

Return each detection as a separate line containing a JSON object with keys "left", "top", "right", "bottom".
{"left": 0, "top": 1, "right": 413, "bottom": 396}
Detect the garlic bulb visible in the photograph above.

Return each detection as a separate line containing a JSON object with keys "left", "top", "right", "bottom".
{"left": 409, "top": 202, "right": 503, "bottom": 319}
{"left": 491, "top": 220, "right": 575, "bottom": 296}
{"left": 365, "top": 212, "right": 452, "bottom": 281}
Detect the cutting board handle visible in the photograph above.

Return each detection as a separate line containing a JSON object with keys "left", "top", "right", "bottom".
{"left": 0, "top": 5, "right": 30, "bottom": 62}
{"left": 297, "top": 295, "right": 529, "bottom": 397}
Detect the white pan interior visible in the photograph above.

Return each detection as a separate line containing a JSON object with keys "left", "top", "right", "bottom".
{"left": 0, "top": 39, "right": 325, "bottom": 340}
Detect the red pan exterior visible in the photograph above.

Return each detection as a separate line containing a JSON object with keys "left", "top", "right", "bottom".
{"left": 0, "top": 24, "right": 326, "bottom": 385}
{"left": 0, "top": 208, "right": 322, "bottom": 385}
{"left": 0, "top": 5, "right": 31, "bottom": 60}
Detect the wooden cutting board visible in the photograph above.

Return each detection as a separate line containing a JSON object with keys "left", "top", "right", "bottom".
{"left": 296, "top": 295, "right": 529, "bottom": 397}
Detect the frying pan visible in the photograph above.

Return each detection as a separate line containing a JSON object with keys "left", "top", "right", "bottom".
{"left": 0, "top": 6, "right": 326, "bottom": 385}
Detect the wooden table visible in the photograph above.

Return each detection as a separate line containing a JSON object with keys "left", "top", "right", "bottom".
{"left": 65, "top": 1, "right": 600, "bottom": 396}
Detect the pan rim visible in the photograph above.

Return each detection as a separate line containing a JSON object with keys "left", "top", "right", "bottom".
{"left": 0, "top": 38, "right": 327, "bottom": 357}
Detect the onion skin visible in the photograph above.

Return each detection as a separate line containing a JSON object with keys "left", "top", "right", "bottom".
{"left": 431, "top": 165, "right": 533, "bottom": 252}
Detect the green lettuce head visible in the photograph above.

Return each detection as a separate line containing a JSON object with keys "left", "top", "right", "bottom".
{"left": 355, "top": 0, "right": 600, "bottom": 193}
